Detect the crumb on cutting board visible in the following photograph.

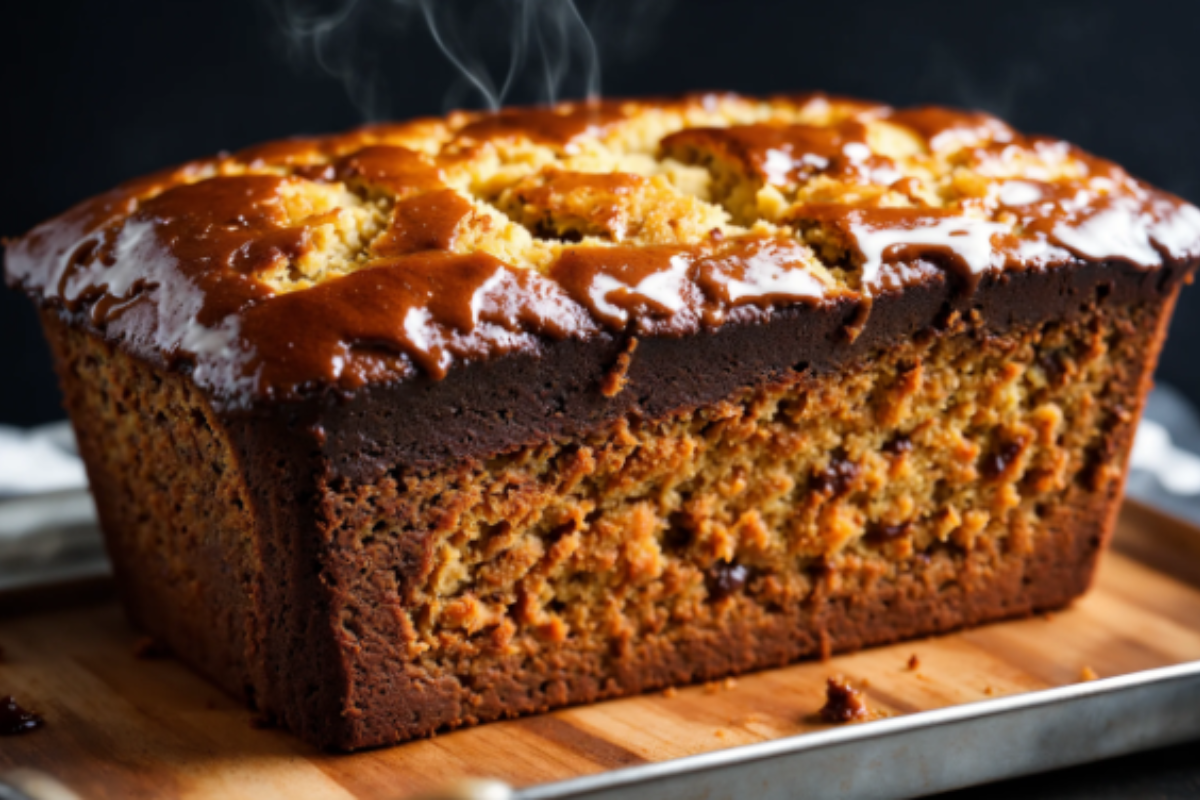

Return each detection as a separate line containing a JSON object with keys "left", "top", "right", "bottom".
{"left": 819, "top": 676, "right": 871, "bottom": 723}
{"left": 661, "top": 686, "right": 678, "bottom": 699}
{"left": 1080, "top": 665, "right": 1099, "bottom": 682}
{"left": 906, "top": 654, "right": 920, "bottom": 671}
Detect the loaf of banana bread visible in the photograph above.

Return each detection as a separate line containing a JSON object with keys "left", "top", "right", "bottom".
{"left": 7, "top": 93, "right": 1199, "bottom": 750}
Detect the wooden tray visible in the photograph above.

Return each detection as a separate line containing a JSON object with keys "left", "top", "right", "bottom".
{"left": 2, "top": 499, "right": 1200, "bottom": 800}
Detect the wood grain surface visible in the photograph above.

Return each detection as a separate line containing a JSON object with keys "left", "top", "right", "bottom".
{"left": 2, "top": 500, "right": 1199, "bottom": 800}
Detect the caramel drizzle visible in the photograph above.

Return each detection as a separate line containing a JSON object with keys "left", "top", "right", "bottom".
{"left": 662, "top": 119, "right": 900, "bottom": 188}
{"left": 885, "top": 107, "right": 1016, "bottom": 151}
{"left": 551, "top": 237, "right": 828, "bottom": 333}
{"left": 454, "top": 102, "right": 629, "bottom": 150}
{"left": 7, "top": 95, "right": 1200, "bottom": 406}
{"left": 240, "top": 252, "right": 596, "bottom": 388}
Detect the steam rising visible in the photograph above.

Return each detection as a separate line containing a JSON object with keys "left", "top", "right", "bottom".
{"left": 266, "top": 0, "right": 611, "bottom": 119}
{"left": 424, "top": 0, "right": 598, "bottom": 110}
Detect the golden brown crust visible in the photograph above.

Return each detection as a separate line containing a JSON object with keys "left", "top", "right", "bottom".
{"left": 8, "top": 93, "right": 1199, "bottom": 404}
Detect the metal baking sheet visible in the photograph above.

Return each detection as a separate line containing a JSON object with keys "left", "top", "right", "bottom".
{"left": 514, "top": 661, "right": 1200, "bottom": 799}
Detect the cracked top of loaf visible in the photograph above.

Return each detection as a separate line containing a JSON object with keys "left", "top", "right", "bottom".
{"left": 7, "top": 92, "right": 1200, "bottom": 407}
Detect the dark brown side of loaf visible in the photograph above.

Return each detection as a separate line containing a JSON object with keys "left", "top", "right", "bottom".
{"left": 43, "top": 254, "right": 1175, "bottom": 750}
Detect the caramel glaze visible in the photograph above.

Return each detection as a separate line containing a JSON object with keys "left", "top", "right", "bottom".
{"left": 7, "top": 93, "right": 1200, "bottom": 409}
{"left": 790, "top": 176, "right": 1200, "bottom": 293}
{"left": 334, "top": 145, "right": 445, "bottom": 196}
{"left": 886, "top": 107, "right": 1016, "bottom": 151}
{"left": 662, "top": 120, "right": 900, "bottom": 187}
{"left": 240, "top": 252, "right": 596, "bottom": 389}
{"left": 372, "top": 189, "right": 477, "bottom": 257}
{"left": 550, "top": 237, "right": 829, "bottom": 334}
{"left": 453, "top": 101, "right": 628, "bottom": 149}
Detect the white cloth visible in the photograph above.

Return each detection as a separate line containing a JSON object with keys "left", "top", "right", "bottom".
{"left": 0, "top": 421, "right": 102, "bottom": 590}
{"left": 1131, "top": 418, "right": 1200, "bottom": 495}
{"left": 1126, "top": 384, "right": 1200, "bottom": 524}
{"left": 0, "top": 421, "right": 87, "bottom": 497}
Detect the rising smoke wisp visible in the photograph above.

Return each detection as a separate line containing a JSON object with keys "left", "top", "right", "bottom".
{"left": 265, "top": 0, "right": 618, "bottom": 119}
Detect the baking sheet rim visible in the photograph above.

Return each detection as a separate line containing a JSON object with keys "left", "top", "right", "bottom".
{"left": 519, "top": 660, "right": 1200, "bottom": 799}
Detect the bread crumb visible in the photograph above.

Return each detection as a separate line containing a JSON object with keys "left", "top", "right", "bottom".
{"left": 1080, "top": 666, "right": 1099, "bottom": 682}
{"left": 661, "top": 686, "right": 678, "bottom": 698}
{"left": 703, "top": 681, "right": 720, "bottom": 694}
{"left": 819, "top": 676, "right": 870, "bottom": 723}
{"left": 599, "top": 337, "right": 638, "bottom": 397}
{"left": 722, "top": 677, "right": 738, "bottom": 690}
{"left": 714, "top": 729, "right": 727, "bottom": 739}
{"left": 906, "top": 654, "right": 920, "bottom": 671}
{"left": 983, "top": 685, "right": 996, "bottom": 696}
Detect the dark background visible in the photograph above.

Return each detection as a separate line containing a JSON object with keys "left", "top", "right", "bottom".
{"left": 3, "top": 0, "right": 1200, "bottom": 427}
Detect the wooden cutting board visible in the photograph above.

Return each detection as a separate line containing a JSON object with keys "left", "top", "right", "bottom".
{"left": 2, "top": 499, "right": 1200, "bottom": 800}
